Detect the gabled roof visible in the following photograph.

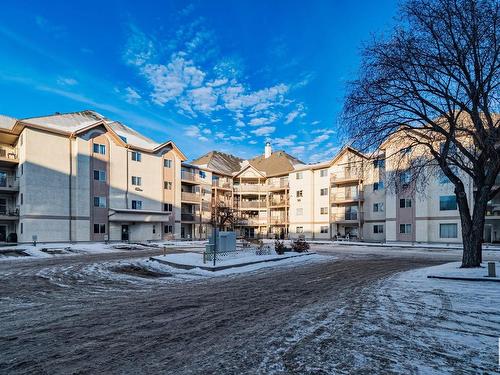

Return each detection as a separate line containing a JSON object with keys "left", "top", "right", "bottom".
{"left": 247, "top": 150, "right": 303, "bottom": 176}
{"left": 191, "top": 150, "right": 243, "bottom": 175}
{"left": 4, "top": 110, "right": 187, "bottom": 159}
{"left": 0, "top": 115, "right": 17, "bottom": 130}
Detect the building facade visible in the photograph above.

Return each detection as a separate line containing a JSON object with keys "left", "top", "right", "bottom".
{"left": 0, "top": 110, "right": 496, "bottom": 244}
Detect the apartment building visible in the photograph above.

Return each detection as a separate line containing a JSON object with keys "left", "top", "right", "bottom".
{"left": 0, "top": 109, "right": 496, "bottom": 245}
{"left": 0, "top": 111, "right": 185, "bottom": 243}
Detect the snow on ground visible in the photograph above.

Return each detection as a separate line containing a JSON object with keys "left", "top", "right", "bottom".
{"left": 151, "top": 251, "right": 313, "bottom": 269}
{"left": 426, "top": 261, "right": 500, "bottom": 280}
{"left": 373, "top": 262, "right": 500, "bottom": 373}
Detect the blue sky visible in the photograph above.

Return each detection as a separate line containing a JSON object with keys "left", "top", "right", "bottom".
{"left": 0, "top": 0, "right": 397, "bottom": 162}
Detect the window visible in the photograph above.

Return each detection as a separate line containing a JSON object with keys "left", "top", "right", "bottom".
{"left": 399, "top": 224, "right": 412, "bottom": 234}
{"left": 93, "top": 170, "right": 106, "bottom": 181}
{"left": 296, "top": 190, "right": 303, "bottom": 198}
{"left": 164, "top": 181, "right": 172, "bottom": 190}
{"left": 296, "top": 172, "right": 303, "bottom": 180}
{"left": 164, "top": 225, "right": 173, "bottom": 233}
{"left": 296, "top": 208, "right": 303, "bottom": 216}
{"left": 373, "top": 159, "right": 385, "bottom": 168}
{"left": 93, "top": 143, "right": 106, "bottom": 155}
{"left": 373, "top": 203, "right": 384, "bottom": 212}
{"left": 119, "top": 135, "right": 127, "bottom": 143}
{"left": 20, "top": 193, "right": 23, "bottom": 205}
{"left": 320, "top": 169, "right": 328, "bottom": 177}
{"left": 93, "top": 196, "right": 106, "bottom": 208}
{"left": 164, "top": 159, "right": 172, "bottom": 168}
{"left": 93, "top": 224, "right": 106, "bottom": 234}
{"left": 131, "top": 151, "right": 141, "bottom": 162}
{"left": 399, "top": 198, "right": 412, "bottom": 208}
{"left": 20, "top": 222, "right": 23, "bottom": 234}
{"left": 440, "top": 195, "right": 457, "bottom": 210}
{"left": 373, "top": 224, "right": 384, "bottom": 234}
{"left": 132, "top": 200, "right": 142, "bottom": 209}
{"left": 399, "top": 171, "right": 411, "bottom": 184}
{"left": 320, "top": 226, "right": 328, "bottom": 233}
{"left": 199, "top": 170, "right": 206, "bottom": 179}
{"left": 438, "top": 166, "right": 458, "bottom": 184}
{"left": 440, "top": 223, "right": 458, "bottom": 238}
{"left": 153, "top": 225, "right": 156, "bottom": 234}
{"left": 320, "top": 188, "right": 328, "bottom": 196}
{"left": 296, "top": 226, "right": 304, "bottom": 233}
{"left": 163, "top": 203, "right": 173, "bottom": 211}
{"left": 373, "top": 181, "right": 384, "bottom": 191}
{"left": 21, "top": 164, "right": 23, "bottom": 175}
{"left": 131, "top": 176, "right": 142, "bottom": 186}
{"left": 320, "top": 207, "right": 328, "bottom": 215}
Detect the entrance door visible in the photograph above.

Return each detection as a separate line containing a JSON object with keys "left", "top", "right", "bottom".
{"left": 0, "top": 225, "right": 6, "bottom": 242}
{"left": 121, "top": 225, "right": 129, "bottom": 241}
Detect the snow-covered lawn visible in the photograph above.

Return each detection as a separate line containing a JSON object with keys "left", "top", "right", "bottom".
{"left": 426, "top": 261, "right": 500, "bottom": 281}
{"left": 374, "top": 262, "right": 500, "bottom": 372}
{"left": 151, "top": 251, "right": 314, "bottom": 270}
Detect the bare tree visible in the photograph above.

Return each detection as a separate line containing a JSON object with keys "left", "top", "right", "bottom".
{"left": 210, "top": 201, "right": 241, "bottom": 231}
{"left": 343, "top": 0, "right": 500, "bottom": 267}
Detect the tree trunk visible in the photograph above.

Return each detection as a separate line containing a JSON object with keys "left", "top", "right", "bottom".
{"left": 458, "top": 187, "right": 489, "bottom": 268}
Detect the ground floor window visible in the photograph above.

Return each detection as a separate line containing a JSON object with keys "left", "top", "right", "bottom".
{"left": 373, "top": 224, "right": 384, "bottom": 234}
{"left": 164, "top": 225, "right": 173, "bottom": 233}
{"left": 399, "top": 223, "right": 411, "bottom": 234}
{"left": 296, "top": 226, "right": 303, "bottom": 233}
{"left": 320, "top": 226, "right": 328, "bottom": 233}
{"left": 440, "top": 223, "right": 458, "bottom": 238}
{"left": 93, "top": 224, "right": 106, "bottom": 234}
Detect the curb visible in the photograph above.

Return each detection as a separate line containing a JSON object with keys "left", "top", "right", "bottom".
{"left": 427, "top": 275, "right": 500, "bottom": 283}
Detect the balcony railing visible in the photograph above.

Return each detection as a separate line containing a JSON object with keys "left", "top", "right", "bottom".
{"left": 181, "top": 213, "right": 196, "bottom": 221}
{"left": 0, "top": 146, "right": 18, "bottom": 163}
{"left": 331, "top": 212, "right": 364, "bottom": 222}
{"left": 181, "top": 192, "right": 201, "bottom": 203}
{"left": 0, "top": 207, "right": 19, "bottom": 218}
{"left": 238, "top": 201, "right": 266, "bottom": 209}
{"left": 269, "top": 217, "right": 288, "bottom": 225}
{"left": 234, "top": 184, "right": 268, "bottom": 193}
{"left": 238, "top": 218, "right": 267, "bottom": 226}
{"left": 181, "top": 171, "right": 204, "bottom": 183}
{"left": 268, "top": 181, "right": 289, "bottom": 190}
{"left": 269, "top": 198, "right": 289, "bottom": 207}
{"left": 331, "top": 191, "right": 364, "bottom": 202}
{"left": 330, "top": 169, "right": 361, "bottom": 184}
{"left": 0, "top": 176, "right": 19, "bottom": 191}
{"left": 212, "top": 180, "right": 232, "bottom": 189}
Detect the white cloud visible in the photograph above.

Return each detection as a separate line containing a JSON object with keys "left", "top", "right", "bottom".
{"left": 291, "top": 145, "right": 306, "bottom": 155}
{"left": 124, "top": 87, "right": 141, "bottom": 104}
{"left": 184, "top": 125, "right": 209, "bottom": 141}
{"left": 311, "top": 120, "right": 320, "bottom": 125}
{"left": 57, "top": 77, "right": 78, "bottom": 86}
{"left": 313, "top": 134, "right": 329, "bottom": 143}
{"left": 251, "top": 126, "right": 275, "bottom": 136}
{"left": 311, "top": 128, "right": 336, "bottom": 135}
{"left": 273, "top": 135, "right": 297, "bottom": 148}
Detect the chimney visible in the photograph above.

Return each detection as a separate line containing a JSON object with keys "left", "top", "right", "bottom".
{"left": 265, "top": 142, "right": 272, "bottom": 158}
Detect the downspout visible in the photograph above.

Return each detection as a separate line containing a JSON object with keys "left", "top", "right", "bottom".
{"left": 68, "top": 135, "right": 73, "bottom": 243}
{"left": 312, "top": 170, "right": 315, "bottom": 240}
{"left": 125, "top": 146, "right": 129, "bottom": 209}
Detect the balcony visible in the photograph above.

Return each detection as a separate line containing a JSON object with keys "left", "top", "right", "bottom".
{"left": 0, "top": 176, "right": 19, "bottom": 192}
{"left": 269, "top": 198, "right": 289, "bottom": 207}
{"left": 238, "top": 201, "right": 266, "bottom": 209}
{"left": 269, "top": 216, "right": 288, "bottom": 225}
{"left": 181, "top": 191, "right": 201, "bottom": 203}
{"left": 330, "top": 170, "right": 362, "bottom": 185}
{"left": 181, "top": 213, "right": 196, "bottom": 222}
{"left": 238, "top": 218, "right": 267, "bottom": 226}
{"left": 268, "top": 181, "right": 289, "bottom": 190}
{"left": 331, "top": 191, "right": 364, "bottom": 203}
{"left": 331, "top": 212, "right": 364, "bottom": 223}
{"left": 0, "top": 146, "right": 18, "bottom": 164}
{"left": 181, "top": 171, "right": 203, "bottom": 184}
{"left": 212, "top": 180, "right": 232, "bottom": 189}
{"left": 233, "top": 184, "right": 268, "bottom": 193}
{"left": 0, "top": 208, "right": 19, "bottom": 220}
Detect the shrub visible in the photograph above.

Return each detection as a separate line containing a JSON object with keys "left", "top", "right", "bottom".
{"left": 291, "top": 238, "right": 310, "bottom": 253}
{"left": 275, "top": 240, "right": 286, "bottom": 255}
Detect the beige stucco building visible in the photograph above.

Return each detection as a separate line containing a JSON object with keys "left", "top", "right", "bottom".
{"left": 0, "top": 110, "right": 496, "bottom": 245}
